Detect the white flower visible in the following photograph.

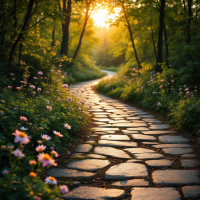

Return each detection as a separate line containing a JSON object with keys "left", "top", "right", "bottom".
{"left": 20, "top": 126, "right": 28, "bottom": 131}
{"left": 157, "top": 102, "right": 161, "bottom": 106}
{"left": 45, "top": 176, "right": 57, "bottom": 185}
{"left": 12, "top": 149, "right": 25, "bottom": 158}
{"left": 41, "top": 134, "right": 51, "bottom": 141}
{"left": 60, "top": 185, "right": 69, "bottom": 194}
{"left": 2, "top": 169, "right": 10, "bottom": 174}
{"left": 29, "top": 85, "right": 35, "bottom": 89}
{"left": 64, "top": 123, "right": 71, "bottom": 129}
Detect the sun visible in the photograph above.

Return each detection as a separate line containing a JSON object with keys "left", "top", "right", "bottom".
{"left": 91, "top": 8, "right": 120, "bottom": 28}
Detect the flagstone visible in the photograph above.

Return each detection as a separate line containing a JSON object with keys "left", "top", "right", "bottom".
{"left": 145, "top": 159, "right": 173, "bottom": 168}
{"left": 100, "top": 135, "right": 130, "bottom": 141}
{"left": 142, "top": 131, "right": 174, "bottom": 135}
{"left": 142, "top": 118, "right": 163, "bottom": 123}
{"left": 153, "top": 144, "right": 191, "bottom": 148}
{"left": 93, "top": 118, "right": 111, "bottom": 122}
{"left": 138, "top": 115, "right": 155, "bottom": 118}
{"left": 67, "top": 159, "right": 110, "bottom": 171}
{"left": 62, "top": 186, "right": 126, "bottom": 200}
{"left": 46, "top": 168, "right": 96, "bottom": 179}
{"left": 126, "top": 159, "right": 143, "bottom": 163}
{"left": 149, "top": 124, "right": 170, "bottom": 130}
{"left": 122, "top": 130, "right": 140, "bottom": 135}
{"left": 111, "top": 179, "right": 149, "bottom": 187}
{"left": 125, "top": 148, "right": 156, "bottom": 154}
{"left": 105, "top": 163, "right": 148, "bottom": 180}
{"left": 93, "top": 115, "right": 108, "bottom": 118}
{"left": 131, "top": 187, "right": 181, "bottom": 200}
{"left": 126, "top": 117, "right": 142, "bottom": 120}
{"left": 112, "top": 123, "right": 148, "bottom": 128}
{"left": 159, "top": 135, "right": 190, "bottom": 143}
{"left": 142, "top": 142, "right": 159, "bottom": 145}
{"left": 181, "top": 159, "right": 198, "bottom": 168}
{"left": 162, "top": 147, "right": 193, "bottom": 155}
{"left": 131, "top": 134, "right": 157, "bottom": 141}
{"left": 94, "top": 146, "right": 131, "bottom": 159}
{"left": 98, "top": 140, "right": 137, "bottom": 147}
{"left": 181, "top": 186, "right": 200, "bottom": 199}
{"left": 127, "top": 127, "right": 150, "bottom": 131}
{"left": 181, "top": 154, "right": 197, "bottom": 158}
{"left": 75, "top": 144, "right": 93, "bottom": 153}
{"left": 135, "top": 153, "right": 164, "bottom": 160}
{"left": 152, "top": 170, "right": 200, "bottom": 185}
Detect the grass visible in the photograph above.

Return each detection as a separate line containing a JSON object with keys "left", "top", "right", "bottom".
{"left": 99, "top": 65, "right": 121, "bottom": 72}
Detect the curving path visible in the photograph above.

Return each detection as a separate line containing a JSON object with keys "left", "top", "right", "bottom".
{"left": 47, "top": 71, "right": 200, "bottom": 200}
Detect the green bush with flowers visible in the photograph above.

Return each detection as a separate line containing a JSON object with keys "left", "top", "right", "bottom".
{"left": 96, "top": 62, "right": 200, "bottom": 146}
{"left": 0, "top": 67, "right": 91, "bottom": 199}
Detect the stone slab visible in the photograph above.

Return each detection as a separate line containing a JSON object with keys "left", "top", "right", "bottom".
{"left": 182, "top": 186, "right": 200, "bottom": 199}
{"left": 126, "top": 159, "right": 143, "bottom": 163}
{"left": 131, "top": 134, "right": 157, "bottom": 141}
{"left": 142, "top": 142, "right": 159, "bottom": 145}
{"left": 159, "top": 136, "right": 190, "bottom": 143}
{"left": 181, "top": 154, "right": 197, "bottom": 158}
{"left": 86, "top": 154, "right": 107, "bottom": 159}
{"left": 62, "top": 186, "right": 126, "bottom": 200}
{"left": 152, "top": 170, "right": 200, "bottom": 185}
{"left": 100, "top": 135, "right": 130, "bottom": 141}
{"left": 94, "top": 146, "right": 131, "bottom": 159}
{"left": 181, "top": 159, "right": 198, "bottom": 168}
{"left": 142, "top": 119, "right": 162, "bottom": 123}
{"left": 135, "top": 153, "right": 164, "bottom": 160}
{"left": 122, "top": 130, "right": 139, "bottom": 135}
{"left": 163, "top": 147, "right": 193, "bottom": 155}
{"left": 98, "top": 140, "right": 137, "bottom": 147}
{"left": 138, "top": 115, "right": 155, "bottom": 118}
{"left": 145, "top": 159, "right": 173, "bottom": 168}
{"left": 149, "top": 124, "right": 169, "bottom": 130}
{"left": 142, "top": 131, "right": 174, "bottom": 135}
{"left": 75, "top": 144, "right": 93, "bottom": 153}
{"left": 46, "top": 168, "right": 96, "bottom": 179}
{"left": 127, "top": 127, "right": 150, "bottom": 131}
{"left": 111, "top": 179, "right": 149, "bottom": 187}
{"left": 125, "top": 148, "right": 156, "bottom": 154}
{"left": 131, "top": 187, "right": 181, "bottom": 200}
{"left": 67, "top": 159, "right": 110, "bottom": 171}
{"left": 112, "top": 123, "right": 148, "bottom": 128}
{"left": 153, "top": 144, "right": 192, "bottom": 148}
{"left": 105, "top": 163, "right": 148, "bottom": 180}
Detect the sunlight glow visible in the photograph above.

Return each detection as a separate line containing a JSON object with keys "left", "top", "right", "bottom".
{"left": 92, "top": 8, "right": 120, "bottom": 28}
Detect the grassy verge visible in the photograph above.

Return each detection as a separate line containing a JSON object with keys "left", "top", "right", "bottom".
{"left": 99, "top": 65, "right": 121, "bottom": 72}
{"left": 95, "top": 62, "right": 200, "bottom": 147}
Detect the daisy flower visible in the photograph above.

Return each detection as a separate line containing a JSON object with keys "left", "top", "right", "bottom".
{"left": 2, "top": 169, "right": 10, "bottom": 174}
{"left": 51, "top": 150, "right": 59, "bottom": 157}
{"left": 41, "top": 134, "right": 51, "bottom": 141}
{"left": 12, "top": 130, "right": 30, "bottom": 145}
{"left": 60, "top": 185, "right": 69, "bottom": 194}
{"left": 20, "top": 116, "right": 28, "bottom": 121}
{"left": 20, "top": 126, "right": 28, "bottom": 131}
{"left": 10, "top": 73, "right": 14, "bottom": 76}
{"left": 29, "top": 160, "right": 37, "bottom": 165}
{"left": 37, "top": 87, "right": 41, "bottom": 91}
{"left": 29, "top": 85, "right": 35, "bottom": 89}
{"left": 38, "top": 71, "right": 43, "bottom": 75}
{"left": 53, "top": 131, "right": 63, "bottom": 137}
{"left": 12, "top": 149, "right": 25, "bottom": 158}
{"left": 35, "top": 145, "right": 46, "bottom": 152}
{"left": 64, "top": 123, "right": 71, "bottom": 129}
{"left": 37, "top": 153, "right": 57, "bottom": 167}
{"left": 46, "top": 105, "right": 52, "bottom": 110}
{"left": 45, "top": 176, "right": 57, "bottom": 185}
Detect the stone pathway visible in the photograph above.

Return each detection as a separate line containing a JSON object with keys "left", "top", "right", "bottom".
{"left": 47, "top": 71, "right": 200, "bottom": 199}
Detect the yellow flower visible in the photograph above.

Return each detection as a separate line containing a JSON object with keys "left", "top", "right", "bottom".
{"left": 29, "top": 172, "right": 37, "bottom": 178}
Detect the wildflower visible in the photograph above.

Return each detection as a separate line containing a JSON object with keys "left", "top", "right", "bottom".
{"left": 12, "top": 149, "right": 25, "bottom": 158}
{"left": 157, "top": 102, "right": 161, "bottom": 106}
{"left": 12, "top": 78, "right": 15, "bottom": 80}
{"left": 67, "top": 97, "right": 72, "bottom": 102}
{"left": 34, "top": 196, "right": 41, "bottom": 200}
{"left": 20, "top": 116, "right": 28, "bottom": 121}
{"left": 33, "top": 77, "right": 38, "bottom": 79}
{"left": 38, "top": 71, "right": 43, "bottom": 75}
{"left": 1, "top": 145, "right": 6, "bottom": 149}
{"left": 64, "top": 123, "right": 71, "bottom": 129}
{"left": 46, "top": 105, "right": 52, "bottom": 110}
{"left": 171, "top": 80, "right": 174, "bottom": 83}
{"left": 37, "top": 140, "right": 42, "bottom": 144}
{"left": 37, "top": 87, "right": 41, "bottom": 91}
{"left": 29, "top": 123, "right": 32, "bottom": 125}
{"left": 60, "top": 185, "right": 69, "bottom": 194}
{"left": 41, "top": 134, "right": 51, "bottom": 141}
{"left": 45, "top": 176, "right": 57, "bottom": 185}
{"left": 50, "top": 146, "right": 54, "bottom": 150}
{"left": 12, "top": 130, "right": 30, "bottom": 145}
{"left": 61, "top": 84, "right": 68, "bottom": 88}
{"left": 20, "top": 126, "right": 28, "bottom": 131}
{"left": 51, "top": 150, "right": 59, "bottom": 157}
{"left": 37, "top": 153, "right": 57, "bottom": 167}
{"left": 30, "top": 85, "right": 35, "bottom": 89}
{"left": 36, "top": 145, "right": 46, "bottom": 152}
{"left": 66, "top": 151, "right": 71, "bottom": 155}
{"left": 58, "top": 70, "right": 61, "bottom": 73}
{"left": 57, "top": 98, "right": 61, "bottom": 101}
{"left": 29, "top": 172, "right": 37, "bottom": 178}
{"left": 10, "top": 73, "right": 14, "bottom": 76}
{"left": 82, "top": 111, "right": 86, "bottom": 114}
{"left": 59, "top": 64, "right": 62, "bottom": 67}
{"left": 56, "top": 40, "right": 60, "bottom": 44}
{"left": 53, "top": 131, "right": 63, "bottom": 137}
{"left": 141, "top": 86, "right": 143, "bottom": 89}
{"left": 0, "top": 110, "right": 4, "bottom": 115}
{"left": 7, "top": 145, "right": 14, "bottom": 149}
{"left": 50, "top": 69, "right": 54, "bottom": 73}
{"left": 16, "top": 87, "right": 21, "bottom": 90}
{"left": 46, "top": 100, "right": 49, "bottom": 104}
{"left": 2, "top": 169, "right": 10, "bottom": 174}
{"left": 29, "top": 160, "right": 37, "bottom": 165}
{"left": 8, "top": 86, "right": 12, "bottom": 89}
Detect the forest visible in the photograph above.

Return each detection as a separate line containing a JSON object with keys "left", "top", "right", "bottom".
{"left": 0, "top": 0, "right": 200, "bottom": 199}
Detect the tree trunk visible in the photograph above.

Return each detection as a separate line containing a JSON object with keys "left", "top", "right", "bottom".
{"left": 163, "top": 22, "right": 169, "bottom": 66}
{"left": 155, "top": 0, "right": 165, "bottom": 72}
{"left": 60, "top": 0, "right": 71, "bottom": 56}
{"left": 150, "top": 9, "right": 157, "bottom": 60}
{"left": 8, "top": 0, "right": 35, "bottom": 65}
{"left": 187, "top": 0, "right": 192, "bottom": 43}
{"left": 72, "top": 0, "right": 91, "bottom": 61}
{"left": 122, "top": 3, "right": 141, "bottom": 68}
{"left": 51, "top": 29, "right": 55, "bottom": 46}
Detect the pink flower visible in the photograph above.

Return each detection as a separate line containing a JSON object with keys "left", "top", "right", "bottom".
{"left": 33, "top": 77, "right": 38, "bottom": 79}
{"left": 8, "top": 86, "right": 12, "bottom": 89}
{"left": 12, "top": 149, "right": 25, "bottom": 158}
{"left": 20, "top": 116, "right": 27, "bottom": 121}
{"left": 38, "top": 71, "right": 43, "bottom": 75}
{"left": 10, "top": 73, "right": 14, "bottom": 76}
{"left": 41, "top": 134, "right": 51, "bottom": 141}
{"left": 51, "top": 150, "right": 59, "bottom": 157}
{"left": 82, "top": 111, "right": 86, "bottom": 114}
{"left": 12, "top": 130, "right": 30, "bottom": 145}
{"left": 16, "top": 87, "right": 21, "bottom": 90}
{"left": 37, "top": 153, "right": 57, "bottom": 167}
{"left": 53, "top": 131, "right": 63, "bottom": 137}
{"left": 59, "top": 65, "right": 62, "bottom": 68}
{"left": 64, "top": 123, "right": 71, "bottom": 129}
{"left": 46, "top": 105, "right": 52, "bottom": 110}
{"left": 45, "top": 176, "right": 57, "bottom": 185}
{"left": 30, "top": 85, "right": 35, "bottom": 89}
{"left": 60, "top": 185, "right": 69, "bottom": 194}
{"left": 35, "top": 145, "right": 46, "bottom": 152}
